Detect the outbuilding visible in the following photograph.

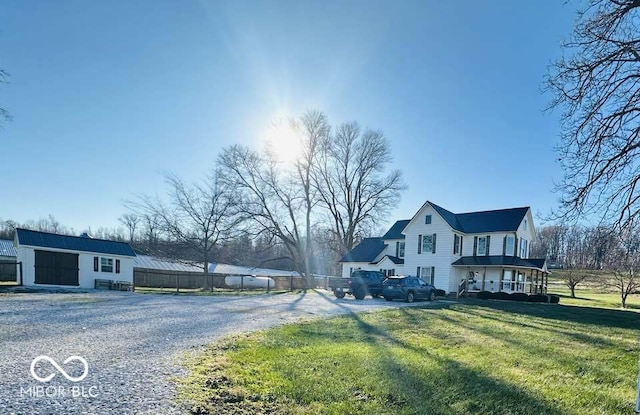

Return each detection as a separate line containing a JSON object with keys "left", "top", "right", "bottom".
{"left": 15, "top": 228, "right": 136, "bottom": 289}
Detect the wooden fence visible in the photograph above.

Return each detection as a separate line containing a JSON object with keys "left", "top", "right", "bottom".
{"left": 133, "top": 268, "right": 329, "bottom": 291}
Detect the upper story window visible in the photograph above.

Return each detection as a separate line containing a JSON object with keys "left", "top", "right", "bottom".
{"left": 418, "top": 234, "right": 437, "bottom": 254}
{"left": 520, "top": 239, "right": 528, "bottom": 258}
{"left": 504, "top": 235, "right": 515, "bottom": 256}
{"left": 475, "top": 235, "right": 490, "bottom": 256}
{"left": 523, "top": 219, "right": 528, "bottom": 231}
{"left": 396, "top": 241, "right": 405, "bottom": 258}
{"left": 425, "top": 215, "right": 432, "bottom": 224}
{"left": 453, "top": 234, "right": 462, "bottom": 255}
{"left": 100, "top": 257, "right": 114, "bottom": 273}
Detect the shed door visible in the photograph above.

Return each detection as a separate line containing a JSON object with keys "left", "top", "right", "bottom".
{"left": 34, "top": 250, "right": 79, "bottom": 286}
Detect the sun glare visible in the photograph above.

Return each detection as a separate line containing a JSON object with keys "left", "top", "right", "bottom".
{"left": 263, "top": 117, "right": 302, "bottom": 164}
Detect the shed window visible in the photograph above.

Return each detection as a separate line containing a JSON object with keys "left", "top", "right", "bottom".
{"left": 425, "top": 215, "right": 432, "bottom": 224}
{"left": 100, "top": 257, "right": 114, "bottom": 273}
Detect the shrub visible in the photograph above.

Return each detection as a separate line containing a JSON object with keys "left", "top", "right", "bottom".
{"left": 528, "top": 294, "right": 548, "bottom": 303}
{"left": 509, "top": 293, "right": 529, "bottom": 302}
{"left": 491, "top": 292, "right": 511, "bottom": 301}
{"left": 435, "top": 289, "right": 446, "bottom": 297}
{"left": 548, "top": 295, "right": 560, "bottom": 304}
{"left": 476, "top": 291, "right": 492, "bottom": 300}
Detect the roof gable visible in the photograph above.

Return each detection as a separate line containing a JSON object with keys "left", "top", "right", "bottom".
{"left": 16, "top": 228, "right": 136, "bottom": 257}
{"left": 381, "top": 220, "right": 410, "bottom": 240}
{"left": 408, "top": 201, "right": 530, "bottom": 234}
{"left": 340, "top": 238, "right": 386, "bottom": 263}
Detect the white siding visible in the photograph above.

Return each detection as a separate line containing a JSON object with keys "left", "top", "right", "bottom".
{"left": 515, "top": 209, "right": 535, "bottom": 258}
{"left": 403, "top": 203, "right": 459, "bottom": 293}
{"left": 17, "top": 245, "right": 134, "bottom": 289}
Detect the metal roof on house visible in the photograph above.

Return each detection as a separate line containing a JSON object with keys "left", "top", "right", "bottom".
{"left": 339, "top": 237, "right": 386, "bottom": 263}
{"left": 381, "top": 220, "right": 410, "bottom": 240}
{"left": 429, "top": 202, "right": 529, "bottom": 234}
{"left": 16, "top": 228, "right": 136, "bottom": 257}
{"left": 0, "top": 239, "right": 17, "bottom": 257}
{"left": 451, "top": 256, "right": 547, "bottom": 271}
{"left": 370, "top": 255, "right": 404, "bottom": 265}
{"left": 134, "top": 255, "right": 203, "bottom": 272}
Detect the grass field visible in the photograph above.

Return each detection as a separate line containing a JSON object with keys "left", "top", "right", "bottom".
{"left": 177, "top": 298, "right": 640, "bottom": 415}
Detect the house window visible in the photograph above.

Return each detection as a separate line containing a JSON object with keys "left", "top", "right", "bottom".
{"left": 505, "top": 235, "right": 515, "bottom": 256}
{"left": 453, "top": 234, "right": 461, "bottom": 255}
{"left": 520, "top": 239, "right": 528, "bottom": 258}
{"left": 425, "top": 215, "right": 432, "bottom": 224}
{"left": 417, "top": 266, "right": 435, "bottom": 285}
{"left": 477, "top": 237, "right": 487, "bottom": 256}
{"left": 523, "top": 219, "right": 528, "bottom": 231}
{"left": 100, "top": 257, "right": 114, "bottom": 273}
{"left": 419, "top": 234, "right": 437, "bottom": 254}
{"left": 397, "top": 242, "right": 405, "bottom": 258}
{"left": 116, "top": 259, "right": 121, "bottom": 274}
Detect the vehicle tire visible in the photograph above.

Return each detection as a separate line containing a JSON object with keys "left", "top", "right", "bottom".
{"left": 428, "top": 290, "right": 436, "bottom": 301}
{"left": 334, "top": 290, "right": 345, "bottom": 299}
{"left": 354, "top": 289, "right": 366, "bottom": 300}
{"left": 406, "top": 291, "right": 415, "bottom": 303}
{"left": 384, "top": 296, "right": 393, "bottom": 302}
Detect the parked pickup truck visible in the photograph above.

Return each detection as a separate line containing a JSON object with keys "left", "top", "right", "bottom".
{"left": 327, "top": 270, "right": 385, "bottom": 300}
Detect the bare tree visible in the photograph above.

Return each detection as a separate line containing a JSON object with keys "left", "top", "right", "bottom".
{"left": 128, "top": 169, "right": 239, "bottom": 286}
{"left": 119, "top": 213, "right": 140, "bottom": 243}
{"left": 606, "top": 225, "right": 640, "bottom": 308}
{"left": 313, "top": 121, "right": 405, "bottom": 257}
{"left": 561, "top": 225, "right": 591, "bottom": 298}
{"left": 547, "top": 0, "right": 640, "bottom": 230}
{"left": 219, "top": 112, "right": 327, "bottom": 287}
{"left": 0, "top": 69, "right": 10, "bottom": 127}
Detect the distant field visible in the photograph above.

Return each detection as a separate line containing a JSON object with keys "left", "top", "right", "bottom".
{"left": 547, "top": 271, "right": 640, "bottom": 309}
{"left": 177, "top": 299, "right": 640, "bottom": 415}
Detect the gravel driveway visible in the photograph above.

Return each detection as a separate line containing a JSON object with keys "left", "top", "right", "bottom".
{"left": 0, "top": 290, "right": 439, "bottom": 414}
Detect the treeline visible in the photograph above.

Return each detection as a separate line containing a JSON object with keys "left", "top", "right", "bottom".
{"left": 531, "top": 224, "right": 640, "bottom": 308}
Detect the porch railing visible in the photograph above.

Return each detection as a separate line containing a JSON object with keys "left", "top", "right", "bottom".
{"left": 457, "top": 280, "right": 466, "bottom": 298}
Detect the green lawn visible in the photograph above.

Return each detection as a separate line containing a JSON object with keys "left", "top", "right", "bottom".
{"left": 548, "top": 285, "right": 640, "bottom": 310}
{"left": 177, "top": 299, "right": 640, "bottom": 415}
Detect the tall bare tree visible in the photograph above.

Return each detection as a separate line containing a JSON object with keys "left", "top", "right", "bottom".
{"left": 606, "top": 224, "right": 640, "bottom": 308}
{"left": 313, "top": 121, "right": 405, "bottom": 257}
{"left": 547, "top": 0, "right": 640, "bottom": 231}
{"left": 128, "top": 169, "right": 239, "bottom": 286}
{"left": 218, "top": 112, "right": 327, "bottom": 287}
{"left": 119, "top": 213, "right": 140, "bottom": 243}
{"left": 0, "top": 69, "right": 10, "bottom": 127}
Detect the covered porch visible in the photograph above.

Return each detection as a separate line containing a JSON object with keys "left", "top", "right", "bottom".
{"left": 451, "top": 256, "right": 549, "bottom": 297}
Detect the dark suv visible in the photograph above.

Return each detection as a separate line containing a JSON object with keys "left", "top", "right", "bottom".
{"left": 382, "top": 276, "right": 436, "bottom": 303}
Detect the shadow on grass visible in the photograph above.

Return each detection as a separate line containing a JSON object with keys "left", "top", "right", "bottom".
{"left": 464, "top": 299, "right": 640, "bottom": 330}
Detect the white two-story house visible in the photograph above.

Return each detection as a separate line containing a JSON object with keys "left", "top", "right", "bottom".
{"left": 339, "top": 201, "right": 548, "bottom": 295}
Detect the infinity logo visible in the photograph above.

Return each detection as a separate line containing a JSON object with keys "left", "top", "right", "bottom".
{"left": 30, "top": 356, "right": 89, "bottom": 382}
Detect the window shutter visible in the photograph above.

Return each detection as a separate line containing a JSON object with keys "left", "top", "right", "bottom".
{"left": 416, "top": 266, "right": 420, "bottom": 277}
{"left": 503, "top": 236, "right": 507, "bottom": 256}
{"left": 431, "top": 266, "right": 435, "bottom": 284}
{"left": 418, "top": 235, "right": 422, "bottom": 254}
{"left": 473, "top": 237, "right": 478, "bottom": 256}
{"left": 514, "top": 236, "right": 518, "bottom": 257}
{"left": 116, "top": 259, "right": 120, "bottom": 274}
{"left": 486, "top": 236, "right": 490, "bottom": 256}
{"left": 396, "top": 241, "right": 399, "bottom": 257}
{"left": 453, "top": 235, "right": 457, "bottom": 254}
{"left": 432, "top": 234, "right": 437, "bottom": 253}
{"left": 94, "top": 256, "right": 98, "bottom": 272}
{"left": 460, "top": 236, "right": 463, "bottom": 255}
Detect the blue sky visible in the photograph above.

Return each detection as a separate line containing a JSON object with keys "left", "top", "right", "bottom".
{"left": 0, "top": 0, "right": 576, "bottom": 233}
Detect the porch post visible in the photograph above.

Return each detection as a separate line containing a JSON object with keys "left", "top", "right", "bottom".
{"left": 535, "top": 270, "right": 539, "bottom": 294}
{"left": 529, "top": 270, "right": 533, "bottom": 294}
{"left": 482, "top": 267, "right": 486, "bottom": 291}
{"left": 544, "top": 272, "right": 548, "bottom": 294}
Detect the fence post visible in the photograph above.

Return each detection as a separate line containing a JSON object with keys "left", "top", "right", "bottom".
{"left": 210, "top": 273, "right": 213, "bottom": 292}
{"left": 290, "top": 274, "right": 293, "bottom": 292}
{"left": 19, "top": 262, "right": 23, "bottom": 286}
{"left": 176, "top": 274, "right": 179, "bottom": 294}
{"left": 267, "top": 278, "right": 270, "bottom": 293}
{"left": 240, "top": 275, "right": 244, "bottom": 291}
